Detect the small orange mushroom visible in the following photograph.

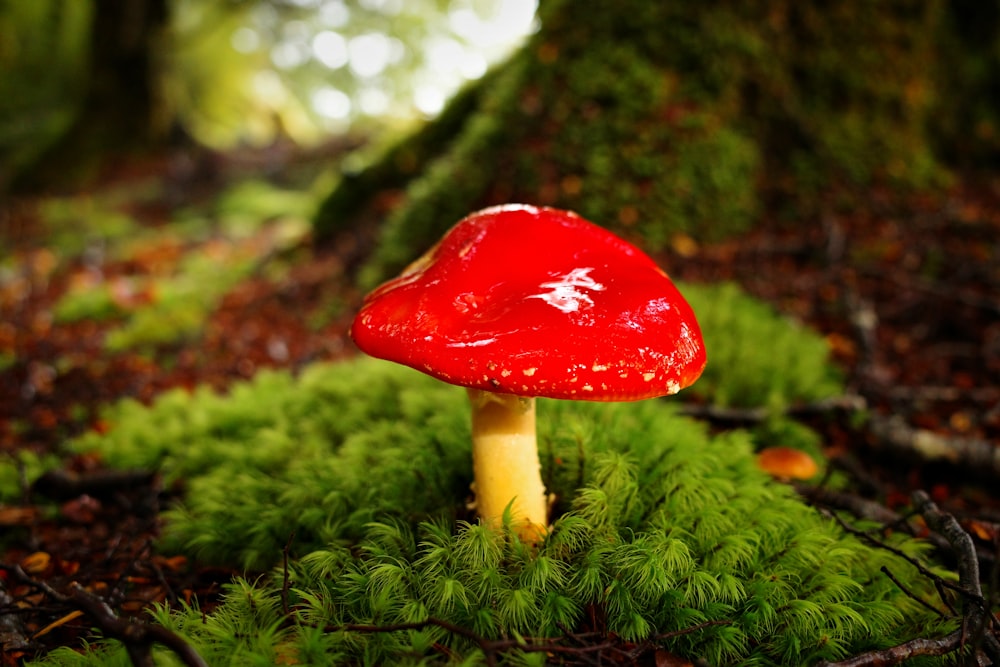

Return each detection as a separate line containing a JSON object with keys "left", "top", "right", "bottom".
{"left": 756, "top": 446, "right": 819, "bottom": 481}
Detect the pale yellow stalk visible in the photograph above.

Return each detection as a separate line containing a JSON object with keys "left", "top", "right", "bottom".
{"left": 467, "top": 388, "right": 548, "bottom": 542}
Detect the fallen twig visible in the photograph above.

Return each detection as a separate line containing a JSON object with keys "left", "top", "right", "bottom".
{"left": 913, "top": 491, "right": 1000, "bottom": 662}
{"left": 330, "top": 617, "right": 611, "bottom": 667}
{"left": 816, "top": 491, "right": 1000, "bottom": 666}
{"left": 31, "top": 468, "right": 157, "bottom": 501}
{"left": 794, "top": 483, "right": 996, "bottom": 572}
{"left": 867, "top": 414, "right": 1000, "bottom": 478}
{"left": 676, "top": 394, "right": 866, "bottom": 424}
{"left": 859, "top": 265, "right": 1000, "bottom": 316}
{"left": 327, "top": 616, "right": 729, "bottom": 667}
{"left": 0, "top": 578, "right": 32, "bottom": 656}
{"left": 794, "top": 484, "right": 905, "bottom": 527}
{"left": 885, "top": 384, "right": 1000, "bottom": 405}
{"left": 878, "top": 565, "right": 946, "bottom": 619}
{"left": 814, "top": 631, "right": 987, "bottom": 667}
{"left": 2, "top": 564, "right": 207, "bottom": 667}
{"left": 64, "top": 581, "right": 208, "bottom": 667}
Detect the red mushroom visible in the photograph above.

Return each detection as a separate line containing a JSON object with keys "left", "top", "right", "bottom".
{"left": 351, "top": 205, "right": 706, "bottom": 540}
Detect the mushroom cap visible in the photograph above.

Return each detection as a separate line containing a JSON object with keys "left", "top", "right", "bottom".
{"left": 756, "top": 447, "right": 819, "bottom": 480}
{"left": 351, "top": 204, "right": 706, "bottom": 401}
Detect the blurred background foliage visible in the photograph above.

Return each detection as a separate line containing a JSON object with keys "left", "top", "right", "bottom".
{"left": 0, "top": 1, "right": 94, "bottom": 189}
{"left": 317, "top": 0, "right": 1000, "bottom": 284}
{"left": 0, "top": 0, "right": 536, "bottom": 190}
{"left": 166, "top": 0, "right": 536, "bottom": 145}
{"left": 4, "top": 0, "right": 1000, "bottom": 257}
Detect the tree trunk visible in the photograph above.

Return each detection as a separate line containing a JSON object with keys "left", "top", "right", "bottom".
{"left": 314, "top": 0, "right": 968, "bottom": 289}
{"left": 14, "top": 0, "right": 170, "bottom": 191}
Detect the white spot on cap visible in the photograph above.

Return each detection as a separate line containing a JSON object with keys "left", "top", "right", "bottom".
{"left": 643, "top": 372, "right": 656, "bottom": 382}
{"left": 582, "top": 384, "right": 593, "bottom": 391}
{"left": 446, "top": 337, "right": 496, "bottom": 348}
{"left": 523, "top": 367, "right": 537, "bottom": 376}
{"left": 592, "top": 363, "right": 608, "bottom": 372}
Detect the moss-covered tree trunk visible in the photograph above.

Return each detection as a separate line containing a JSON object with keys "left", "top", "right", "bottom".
{"left": 315, "top": 0, "right": 980, "bottom": 287}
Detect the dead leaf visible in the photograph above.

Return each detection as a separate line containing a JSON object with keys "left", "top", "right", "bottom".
{"left": 32, "top": 611, "right": 84, "bottom": 640}
{"left": 20, "top": 552, "right": 51, "bottom": 574}
{"left": 966, "top": 519, "right": 998, "bottom": 542}
{"left": 0, "top": 507, "right": 40, "bottom": 526}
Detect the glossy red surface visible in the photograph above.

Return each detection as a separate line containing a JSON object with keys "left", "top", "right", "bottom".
{"left": 351, "top": 205, "right": 706, "bottom": 401}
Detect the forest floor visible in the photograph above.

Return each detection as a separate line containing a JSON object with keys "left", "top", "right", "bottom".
{"left": 1, "top": 152, "right": 999, "bottom": 664}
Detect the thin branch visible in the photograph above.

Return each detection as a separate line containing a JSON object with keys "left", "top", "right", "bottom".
{"left": 794, "top": 484, "right": 906, "bottom": 528}
{"left": 815, "top": 628, "right": 985, "bottom": 667}
{"left": 795, "top": 483, "right": 996, "bottom": 572}
{"left": 867, "top": 414, "right": 1000, "bottom": 478}
{"left": 328, "top": 616, "right": 728, "bottom": 666}
{"left": 676, "top": 394, "right": 866, "bottom": 423}
{"left": 822, "top": 509, "right": 967, "bottom": 602}
{"left": 65, "top": 582, "right": 208, "bottom": 667}
{"left": 859, "top": 265, "right": 1000, "bottom": 316}
{"left": 885, "top": 384, "right": 1000, "bottom": 405}
{"left": 1, "top": 565, "right": 207, "bottom": 667}
{"left": 655, "top": 619, "right": 733, "bottom": 641}
{"left": 844, "top": 290, "right": 880, "bottom": 386}
{"left": 816, "top": 491, "right": 1000, "bottom": 666}
{"left": 912, "top": 491, "right": 1000, "bottom": 663}
{"left": 878, "top": 565, "right": 946, "bottom": 619}
{"left": 31, "top": 468, "right": 156, "bottom": 501}
{"left": 0, "top": 578, "right": 32, "bottom": 655}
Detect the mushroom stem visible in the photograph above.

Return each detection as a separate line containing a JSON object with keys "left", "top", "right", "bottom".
{"left": 467, "top": 388, "right": 548, "bottom": 541}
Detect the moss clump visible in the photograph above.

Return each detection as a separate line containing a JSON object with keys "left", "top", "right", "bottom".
{"left": 72, "top": 360, "right": 472, "bottom": 569}
{"left": 72, "top": 281, "right": 842, "bottom": 566}
{"left": 0, "top": 450, "right": 60, "bottom": 504}
{"left": 57, "top": 355, "right": 959, "bottom": 665}
{"left": 49, "top": 179, "right": 313, "bottom": 351}
{"left": 682, "top": 282, "right": 843, "bottom": 410}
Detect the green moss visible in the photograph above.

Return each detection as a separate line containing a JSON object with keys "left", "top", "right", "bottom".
{"left": 59, "top": 355, "right": 967, "bottom": 665}
{"left": 355, "top": 36, "right": 761, "bottom": 286}
{"left": 319, "top": 0, "right": 955, "bottom": 286}
{"left": 50, "top": 179, "right": 314, "bottom": 351}
{"left": 682, "top": 282, "right": 842, "bottom": 410}
{"left": 102, "top": 247, "right": 256, "bottom": 352}
{"left": 37, "top": 195, "right": 138, "bottom": 259}
{"left": 47, "top": 273, "right": 940, "bottom": 665}
{"left": 74, "top": 281, "right": 843, "bottom": 564}
{"left": 0, "top": 450, "right": 61, "bottom": 503}
{"left": 53, "top": 281, "right": 132, "bottom": 324}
